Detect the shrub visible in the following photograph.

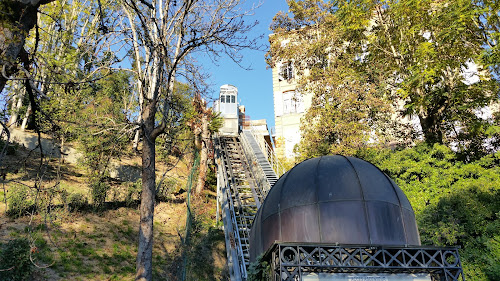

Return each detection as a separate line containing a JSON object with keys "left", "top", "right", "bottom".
{"left": 247, "top": 254, "right": 270, "bottom": 281}
{"left": 90, "top": 178, "right": 110, "bottom": 210}
{"left": 0, "top": 140, "right": 18, "bottom": 156}
{"left": 358, "top": 144, "right": 500, "bottom": 280}
{"left": 125, "top": 180, "right": 142, "bottom": 207}
{"left": 0, "top": 238, "right": 32, "bottom": 281}
{"left": 156, "top": 178, "right": 177, "bottom": 202}
{"left": 68, "top": 193, "right": 88, "bottom": 211}
{"left": 6, "top": 185, "right": 34, "bottom": 218}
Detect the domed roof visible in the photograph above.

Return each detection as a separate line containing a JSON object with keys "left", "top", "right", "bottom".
{"left": 249, "top": 155, "right": 420, "bottom": 262}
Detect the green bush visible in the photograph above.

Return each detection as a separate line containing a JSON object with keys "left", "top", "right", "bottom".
{"left": 358, "top": 144, "right": 500, "bottom": 280}
{"left": 0, "top": 238, "right": 32, "bottom": 281}
{"left": 90, "top": 179, "right": 110, "bottom": 210}
{"left": 0, "top": 140, "right": 18, "bottom": 156}
{"left": 156, "top": 178, "right": 177, "bottom": 202}
{"left": 68, "top": 193, "right": 88, "bottom": 211}
{"left": 125, "top": 180, "right": 141, "bottom": 207}
{"left": 205, "top": 164, "right": 217, "bottom": 192}
{"left": 6, "top": 185, "right": 34, "bottom": 218}
{"left": 247, "top": 254, "right": 270, "bottom": 281}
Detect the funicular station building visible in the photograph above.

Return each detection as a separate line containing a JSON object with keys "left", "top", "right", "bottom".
{"left": 249, "top": 155, "right": 464, "bottom": 281}
{"left": 213, "top": 85, "right": 464, "bottom": 281}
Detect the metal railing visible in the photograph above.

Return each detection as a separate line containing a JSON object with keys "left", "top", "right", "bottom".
{"left": 215, "top": 138, "right": 247, "bottom": 280}
{"left": 247, "top": 126, "right": 286, "bottom": 178}
{"left": 239, "top": 132, "right": 272, "bottom": 194}
{"left": 266, "top": 243, "right": 465, "bottom": 281}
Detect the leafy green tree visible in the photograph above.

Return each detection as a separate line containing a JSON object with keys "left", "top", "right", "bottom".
{"left": 75, "top": 71, "right": 133, "bottom": 208}
{"left": 270, "top": 0, "right": 500, "bottom": 158}
{"left": 358, "top": 144, "right": 500, "bottom": 280}
{"left": 268, "top": 0, "right": 405, "bottom": 159}
{"left": 364, "top": 0, "right": 498, "bottom": 150}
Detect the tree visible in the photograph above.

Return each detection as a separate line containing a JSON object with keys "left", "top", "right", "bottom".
{"left": 3, "top": 0, "right": 121, "bottom": 139}
{"left": 118, "top": 1, "right": 259, "bottom": 280}
{"left": 75, "top": 70, "right": 133, "bottom": 209}
{"left": 269, "top": 0, "right": 500, "bottom": 158}
{"left": 268, "top": 0, "right": 400, "bottom": 158}
{"left": 0, "top": 0, "right": 54, "bottom": 94}
{"left": 188, "top": 93, "right": 222, "bottom": 194}
{"left": 363, "top": 0, "right": 499, "bottom": 149}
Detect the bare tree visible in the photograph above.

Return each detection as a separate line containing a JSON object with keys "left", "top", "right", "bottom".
{"left": 118, "top": 0, "right": 260, "bottom": 280}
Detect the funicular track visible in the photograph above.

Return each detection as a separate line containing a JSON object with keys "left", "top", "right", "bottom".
{"left": 215, "top": 134, "right": 277, "bottom": 281}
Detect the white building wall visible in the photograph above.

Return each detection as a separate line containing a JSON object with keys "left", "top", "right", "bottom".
{"left": 272, "top": 63, "right": 313, "bottom": 159}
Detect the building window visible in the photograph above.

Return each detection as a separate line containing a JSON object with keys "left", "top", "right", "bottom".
{"left": 231, "top": 95, "right": 235, "bottom": 103}
{"left": 279, "top": 62, "right": 294, "bottom": 81}
{"left": 283, "top": 91, "right": 304, "bottom": 114}
{"left": 221, "top": 95, "right": 225, "bottom": 103}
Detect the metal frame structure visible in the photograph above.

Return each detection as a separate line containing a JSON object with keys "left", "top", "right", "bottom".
{"left": 246, "top": 127, "right": 287, "bottom": 178}
{"left": 216, "top": 135, "right": 276, "bottom": 280}
{"left": 265, "top": 243, "right": 465, "bottom": 281}
{"left": 216, "top": 133, "right": 466, "bottom": 281}
{"left": 240, "top": 131, "right": 277, "bottom": 192}
{"left": 216, "top": 137, "right": 248, "bottom": 280}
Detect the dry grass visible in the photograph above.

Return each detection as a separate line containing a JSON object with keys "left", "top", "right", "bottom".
{"left": 0, "top": 140, "right": 227, "bottom": 281}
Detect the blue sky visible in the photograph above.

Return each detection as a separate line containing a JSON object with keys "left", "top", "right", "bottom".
{"left": 200, "top": 0, "right": 290, "bottom": 132}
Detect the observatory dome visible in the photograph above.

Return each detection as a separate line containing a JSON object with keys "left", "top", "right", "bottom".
{"left": 249, "top": 155, "right": 420, "bottom": 262}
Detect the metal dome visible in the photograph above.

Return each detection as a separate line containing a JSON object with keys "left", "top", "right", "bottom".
{"left": 249, "top": 155, "right": 420, "bottom": 262}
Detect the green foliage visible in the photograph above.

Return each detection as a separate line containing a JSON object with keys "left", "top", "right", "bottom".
{"left": 155, "top": 178, "right": 177, "bottom": 202}
{"left": 358, "top": 144, "right": 500, "bottom": 280}
{"left": 6, "top": 185, "right": 34, "bottom": 218}
{"left": 208, "top": 112, "right": 223, "bottom": 134}
{"left": 0, "top": 238, "right": 32, "bottom": 281}
{"left": 68, "top": 192, "right": 88, "bottom": 212}
{"left": 125, "top": 180, "right": 142, "bottom": 207}
{"left": 204, "top": 164, "right": 217, "bottom": 192}
{"left": 0, "top": 140, "right": 18, "bottom": 156}
{"left": 60, "top": 187, "right": 88, "bottom": 213}
{"left": 247, "top": 254, "right": 270, "bottom": 281}
{"left": 90, "top": 178, "right": 110, "bottom": 210}
{"left": 156, "top": 82, "right": 196, "bottom": 162}
{"left": 419, "top": 186, "right": 500, "bottom": 280}
{"left": 271, "top": 0, "right": 500, "bottom": 159}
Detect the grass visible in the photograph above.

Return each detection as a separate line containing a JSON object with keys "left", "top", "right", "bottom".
{"left": 0, "top": 138, "right": 226, "bottom": 280}
{"left": 0, "top": 195, "right": 228, "bottom": 280}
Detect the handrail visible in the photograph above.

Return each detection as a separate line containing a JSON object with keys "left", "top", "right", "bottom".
{"left": 214, "top": 136, "right": 247, "bottom": 280}
{"left": 246, "top": 127, "right": 287, "bottom": 178}
{"left": 239, "top": 132, "right": 272, "bottom": 194}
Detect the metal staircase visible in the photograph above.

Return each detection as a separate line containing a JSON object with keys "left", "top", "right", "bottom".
{"left": 215, "top": 133, "right": 281, "bottom": 281}
{"left": 241, "top": 130, "right": 279, "bottom": 188}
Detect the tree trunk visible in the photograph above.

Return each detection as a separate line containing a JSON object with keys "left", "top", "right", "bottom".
{"left": 0, "top": 0, "right": 49, "bottom": 93}
{"left": 133, "top": 88, "right": 144, "bottom": 151}
{"left": 418, "top": 108, "right": 444, "bottom": 145}
{"left": 135, "top": 102, "right": 156, "bottom": 281}
{"left": 20, "top": 103, "right": 31, "bottom": 131}
{"left": 195, "top": 114, "right": 209, "bottom": 194}
{"left": 132, "top": 126, "right": 141, "bottom": 151}
{"left": 8, "top": 84, "right": 24, "bottom": 127}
